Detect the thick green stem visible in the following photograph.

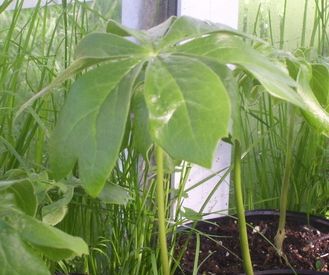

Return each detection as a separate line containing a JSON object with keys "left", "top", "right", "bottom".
{"left": 155, "top": 146, "right": 170, "bottom": 275}
{"left": 274, "top": 106, "right": 295, "bottom": 255}
{"left": 234, "top": 140, "right": 254, "bottom": 275}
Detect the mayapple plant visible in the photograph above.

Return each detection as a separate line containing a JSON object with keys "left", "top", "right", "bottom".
{"left": 0, "top": 169, "right": 88, "bottom": 275}
{"left": 19, "top": 16, "right": 329, "bottom": 275}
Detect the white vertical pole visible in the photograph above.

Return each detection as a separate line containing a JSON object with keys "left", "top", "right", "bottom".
{"left": 122, "top": 0, "right": 143, "bottom": 29}
{"left": 176, "top": 0, "right": 239, "bottom": 219}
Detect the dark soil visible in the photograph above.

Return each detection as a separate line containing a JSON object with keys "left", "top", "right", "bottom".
{"left": 174, "top": 213, "right": 329, "bottom": 274}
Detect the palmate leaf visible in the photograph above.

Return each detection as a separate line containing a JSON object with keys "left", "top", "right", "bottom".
{"left": 172, "top": 34, "right": 305, "bottom": 109}
{"left": 74, "top": 32, "right": 149, "bottom": 60}
{"left": 17, "top": 32, "right": 149, "bottom": 117}
{"left": 50, "top": 60, "right": 142, "bottom": 197}
{"left": 145, "top": 55, "right": 230, "bottom": 168}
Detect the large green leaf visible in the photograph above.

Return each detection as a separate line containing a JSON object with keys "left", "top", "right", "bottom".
{"left": 159, "top": 16, "right": 239, "bottom": 49}
{"left": 7, "top": 211, "right": 88, "bottom": 261}
{"left": 74, "top": 32, "right": 149, "bottom": 60}
{"left": 106, "top": 20, "right": 150, "bottom": 43}
{"left": 297, "top": 65, "right": 329, "bottom": 136}
{"left": 172, "top": 33, "right": 306, "bottom": 109}
{"left": 311, "top": 64, "right": 329, "bottom": 110}
{"left": 50, "top": 60, "right": 142, "bottom": 196}
{"left": 0, "top": 223, "right": 50, "bottom": 275}
{"left": 203, "top": 60, "right": 242, "bottom": 141}
{"left": 145, "top": 55, "right": 230, "bottom": 167}
{"left": 17, "top": 33, "right": 149, "bottom": 117}
{"left": 131, "top": 85, "right": 153, "bottom": 158}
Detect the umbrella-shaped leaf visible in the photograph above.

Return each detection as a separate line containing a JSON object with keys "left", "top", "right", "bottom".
{"left": 74, "top": 32, "right": 149, "bottom": 60}
{"left": 172, "top": 34, "right": 305, "bottom": 109}
{"left": 50, "top": 60, "right": 142, "bottom": 196}
{"left": 145, "top": 55, "right": 230, "bottom": 168}
{"left": 17, "top": 33, "right": 149, "bottom": 116}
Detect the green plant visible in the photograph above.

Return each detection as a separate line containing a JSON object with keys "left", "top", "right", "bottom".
{"left": 239, "top": 0, "right": 329, "bottom": 260}
{"left": 19, "top": 16, "right": 329, "bottom": 274}
{"left": 0, "top": 1, "right": 120, "bottom": 274}
{"left": 0, "top": 169, "right": 88, "bottom": 274}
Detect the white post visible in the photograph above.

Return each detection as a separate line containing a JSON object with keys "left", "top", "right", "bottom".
{"left": 176, "top": 0, "right": 239, "bottom": 219}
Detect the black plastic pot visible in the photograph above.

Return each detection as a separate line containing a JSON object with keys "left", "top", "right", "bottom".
{"left": 254, "top": 269, "right": 328, "bottom": 275}
{"left": 176, "top": 210, "right": 329, "bottom": 275}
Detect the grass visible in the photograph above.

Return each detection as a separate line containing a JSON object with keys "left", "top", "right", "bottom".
{"left": 1, "top": 2, "right": 230, "bottom": 273}
{"left": 1, "top": 1, "right": 328, "bottom": 274}
{"left": 237, "top": 0, "right": 329, "bottom": 217}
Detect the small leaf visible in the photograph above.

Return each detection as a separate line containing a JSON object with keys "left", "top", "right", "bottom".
{"left": 98, "top": 183, "right": 131, "bottom": 205}
{"left": 42, "top": 206, "right": 68, "bottom": 226}
{"left": 50, "top": 60, "right": 142, "bottom": 196}
{"left": 182, "top": 207, "right": 202, "bottom": 221}
{"left": 315, "top": 259, "right": 323, "bottom": 271}
{"left": 42, "top": 185, "right": 74, "bottom": 226}
{"left": 145, "top": 55, "right": 230, "bottom": 167}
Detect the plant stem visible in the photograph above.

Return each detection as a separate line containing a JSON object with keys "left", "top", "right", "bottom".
{"left": 156, "top": 145, "right": 170, "bottom": 275}
{"left": 274, "top": 106, "right": 295, "bottom": 256}
{"left": 233, "top": 140, "right": 254, "bottom": 275}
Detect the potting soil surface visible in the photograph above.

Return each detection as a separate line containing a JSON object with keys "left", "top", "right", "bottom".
{"left": 174, "top": 216, "right": 329, "bottom": 274}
